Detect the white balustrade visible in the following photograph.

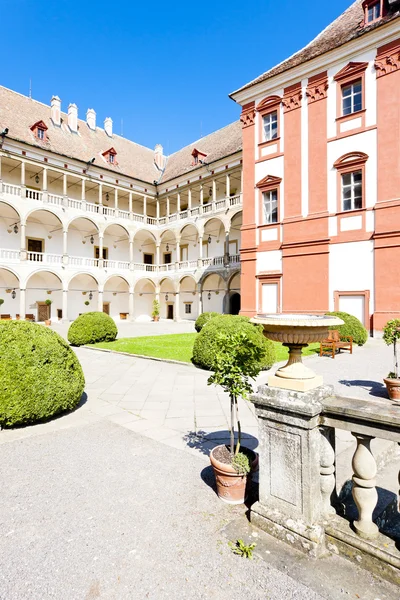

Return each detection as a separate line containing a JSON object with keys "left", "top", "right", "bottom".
{"left": 68, "top": 198, "right": 82, "bottom": 210}
{"left": 27, "top": 251, "right": 62, "bottom": 264}
{"left": 102, "top": 206, "right": 115, "bottom": 217}
{"left": 69, "top": 256, "right": 98, "bottom": 267}
{"left": 25, "top": 188, "right": 42, "bottom": 201}
{"left": 0, "top": 248, "right": 20, "bottom": 261}
{"left": 159, "top": 217, "right": 167, "bottom": 225}
{"left": 190, "top": 207, "right": 200, "bottom": 217}
{"left": 3, "top": 183, "right": 21, "bottom": 197}
{"left": 132, "top": 213, "right": 145, "bottom": 223}
{"left": 215, "top": 199, "right": 226, "bottom": 211}
{"left": 179, "top": 210, "right": 188, "bottom": 220}
{"left": 202, "top": 202, "right": 213, "bottom": 214}
{"left": 103, "top": 259, "right": 116, "bottom": 269}
{"left": 48, "top": 193, "right": 63, "bottom": 206}
{"left": 86, "top": 202, "right": 101, "bottom": 214}
{"left": 229, "top": 194, "right": 242, "bottom": 206}
{"left": 229, "top": 254, "right": 240, "bottom": 265}
{"left": 146, "top": 217, "right": 157, "bottom": 225}
{"left": 117, "top": 261, "right": 130, "bottom": 270}
{"left": 119, "top": 209, "right": 130, "bottom": 220}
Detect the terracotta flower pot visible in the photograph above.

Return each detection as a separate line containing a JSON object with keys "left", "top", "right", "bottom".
{"left": 153, "top": 316, "right": 160, "bottom": 322}
{"left": 383, "top": 377, "right": 400, "bottom": 402}
{"left": 44, "top": 319, "right": 51, "bottom": 327}
{"left": 210, "top": 445, "right": 258, "bottom": 505}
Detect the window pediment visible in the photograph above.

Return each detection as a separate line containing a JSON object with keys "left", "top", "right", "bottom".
{"left": 102, "top": 147, "right": 117, "bottom": 165}
{"left": 334, "top": 62, "right": 368, "bottom": 82}
{"left": 334, "top": 152, "right": 369, "bottom": 170}
{"left": 30, "top": 120, "right": 48, "bottom": 141}
{"left": 256, "top": 174, "right": 282, "bottom": 189}
{"left": 191, "top": 148, "right": 207, "bottom": 166}
{"left": 256, "top": 95, "right": 281, "bottom": 113}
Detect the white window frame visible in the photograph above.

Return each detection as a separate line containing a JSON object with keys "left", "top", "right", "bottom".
{"left": 109, "top": 153, "right": 115, "bottom": 164}
{"left": 262, "top": 111, "right": 278, "bottom": 142}
{"left": 184, "top": 303, "right": 192, "bottom": 314}
{"left": 342, "top": 80, "right": 362, "bottom": 115}
{"left": 37, "top": 128, "right": 45, "bottom": 140}
{"left": 262, "top": 189, "right": 278, "bottom": 224}
{"left": 342, "top": 170, "right": 362, "bottom": 211}
{"left": 367, "top": 2, "right": 380, "bottom": 22}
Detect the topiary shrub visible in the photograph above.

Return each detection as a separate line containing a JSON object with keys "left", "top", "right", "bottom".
{"left": 192, "top": 314, "right": 276, "bottom": 371}
{"left": 326, "top": 311, "right": 368, "bottom": 346}
{"left": 0, "top": 321, "right": 85, "bottom": 428}
{"left": 194, "top": 311, "right": 220, "bottom": 332}
{"left": 68, "top": 311, "right": 118, "bottom": 346}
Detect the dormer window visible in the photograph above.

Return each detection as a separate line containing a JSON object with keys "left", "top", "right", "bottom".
{"left": 102, "top": 147, "right": 117, "bottom": 165}
{"left": 362, "top": 0, "right": 383, "bottom": 25}
{"left": 30, "top": 120, "right": 48, "bottom": 142}
{"left": 191, "top": 148, "right": 207, "bottom": 167}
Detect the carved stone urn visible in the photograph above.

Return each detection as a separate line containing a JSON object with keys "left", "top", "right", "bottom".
{"left": 251, "top": 314, "right": 344, "bottom": 391}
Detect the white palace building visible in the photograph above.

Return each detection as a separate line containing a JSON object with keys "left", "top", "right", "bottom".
{"left": 0, "top": 87, "right": 243, "bottom": 323}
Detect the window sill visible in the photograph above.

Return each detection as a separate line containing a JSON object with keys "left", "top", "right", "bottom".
{"left": 258, "top": 137, "right": 280, "bottom": 149}
{"left": 336, "top": 109, "right": 366, "bottom": 123}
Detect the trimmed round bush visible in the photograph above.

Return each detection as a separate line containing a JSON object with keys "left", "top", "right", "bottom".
{"left": 0, "top": 321, "right": 85, "bottom": 428}
{"left": 326, "top": 311, "right": 368, "bottom": 346}
{"left": 68, "top": 311, "right": 118, "bottom": 346}
{"left": 194, "top": 312, "right": 220, "bottom": 332}
{"left": 192, "top": 314, "right": 276, "bottom": 371}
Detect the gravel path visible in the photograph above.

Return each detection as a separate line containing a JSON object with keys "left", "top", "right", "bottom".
{"left": 0, "top": 421, "right": 324, "bottom": 600}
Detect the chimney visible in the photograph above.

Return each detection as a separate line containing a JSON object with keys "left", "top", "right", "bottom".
{"left": 68, "top": 103, "right": 78, "bottom": 133}
{"left": 104, "top": 117, "right": 113, "bottom": 137}
{"left": 51, "top": 95, "right": 61, "bottom": 126}
{"left": 154, "top": 144, "right": 164, "bottom": 170}
{"left": 86, "top": 108, "right": 96, "bottom": 131}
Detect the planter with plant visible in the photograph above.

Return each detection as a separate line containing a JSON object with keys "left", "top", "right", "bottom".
{"left": 152, "top": 299, "right": 160, "bottom": 322}
{"left": 84, "top": 300, "right": 90, "bottom": 306}
{"left": 207, "top": 329, "right": 264, "bottom": 504}
{"left": 383, "top": 319, "right": 400, "bottom": 401}
{"left": 44, "top": 299, "right": 52, "bottom": 326}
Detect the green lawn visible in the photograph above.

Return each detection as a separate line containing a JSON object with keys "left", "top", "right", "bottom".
{"left": 92, "top": 333, "right": 320, "bottom": 365}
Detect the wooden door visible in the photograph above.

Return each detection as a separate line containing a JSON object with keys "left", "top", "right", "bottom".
{"left": 37, "top": 303, "right": 50, "bottom": 321}
{"left": 167, "top": 305, "right": 174, "bottom": 320}
{"left": 103, "top": 303, "right": 110, "bottom": 315}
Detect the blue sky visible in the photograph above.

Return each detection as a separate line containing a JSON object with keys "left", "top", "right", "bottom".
{"left": 2, "top": 0, "right": 352, "bottom": 154}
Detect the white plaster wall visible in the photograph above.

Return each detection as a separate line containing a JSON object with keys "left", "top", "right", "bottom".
{"left": 256, "top": 250, "right": 282, "bottom": 274}
{"left": 327, "top": 129, "right": 377, "bottom": 213}
{"left": 329, "top": 240, "right": 374, "bottom": 311}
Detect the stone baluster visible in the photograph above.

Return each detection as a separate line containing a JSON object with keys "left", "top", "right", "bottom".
{"left": 320, "top": 427, "right": 336, "bottom": 518}
{"left": 351, "top": 433, "right": 379, "bottom": 539}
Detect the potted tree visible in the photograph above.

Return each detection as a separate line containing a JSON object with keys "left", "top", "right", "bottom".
{"left": 208, "top": 329, "right": 263, "bottom": 504}
{"left": 44, "top": 299, "right": 52, "bottom": 326}
{"left": 152, "top": 299, "right": 160, "bottom": 322}
{"left": 383, "top": 319, "right": 400, "bottom": 401}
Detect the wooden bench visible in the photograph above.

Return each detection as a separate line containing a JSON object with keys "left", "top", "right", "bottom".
{"left": 0, "top": 314, "right": 11, "bottom": 320}
{"left": 320, "top": 329, "right": 353, "bottom": 359}
{"left": 25, "top": 314, "right": 36, "bottom": 322}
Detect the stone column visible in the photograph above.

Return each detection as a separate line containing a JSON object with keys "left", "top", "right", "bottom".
{"left": 20, "top": 222, "right": 27, "bottom": 260}
{"left": 198, "top": 235, "right": 203, "bottom": 268}
{"left": 156, "top": 244, "right": 160, "bottom": 268}
{"left": 200, "top": 185, "right": 204, "bottom": 207}
{"left": 198, "top": 285, "right": 203, "bottom": 315}
{"left": 177, "top": 192, "right": 181, "bottom": 214}
{"left": 188, "top": 189, "right": 192, "bottom": 210}
{"left": 224, "top": 229, "right": 230, "bottom": 267}
{"left": 98, "top": 183, "right": 103, "bottom": 207}
{"left": 143, "top": 195, "right": 147, "bottom": 217}
{"left": 98, "top": 234, "right": 104, "bottom": 268}
{"left": 250, "top": 385, "right": 332, "bottom": 557}
{"left": 63, "top": 173, "right": 68, "bottom": 207}
{"left": 129, "top": 238, "right": 134, "bottom": 265}
{"left": 98, "top": 289, "right": 103, "bottom": 313}
{"left": 129, "top": 289, "right": 134, "bottom": 321}
{"left": 156, "top": 198, "right": 160, "bottom": 220}
{"left": 81, "top": 178, "right": 86, "bottom": 203}
{"left": 166, "top": 196, "right": 170, "bottom": 218}
{"left": 129, "top": 191, "right": 133, "bottom": 218}
{"left": 226, "top": 172, "right": 230, "bottom": 198}
{"left": 19, "top": 288, "right": 26, "bottom": 320}
{"left": 21, "top": 161, "right": 25, "bottom": 187}
{"left": 212, "top": 179, "right": 216, "bottom": 204}
{"left": 176, "top": 240, "right": 180, "bottom": 270}
{"left": 42, "top": 167, "right": 48, "bottom": 202}
{"left": 62, "top": 289, "right": 68, "bottom": 323}
{"left": 63, "top": 229, "right": 68, "bottom": 265}
{"left": 114, "top": 188, "right": 118, "bottom": 216}
{"left": 174, "top": 292, "right": 180, "bottom": 321}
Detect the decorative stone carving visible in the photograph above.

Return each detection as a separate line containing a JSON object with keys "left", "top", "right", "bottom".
{"left": 375, "top": 49, "right": 400, "bottom": 78}
{"left": 320, "top": 427, "right": 336, "bottom": 518}
{"left": 282, "top": 89, "right": 302, "bottom": 112}
{"left": 306, "top": 80, "right": 329, "bottom": 104}
{"left": 240, "top": 106, "right": 256, "bottom": 128}
{"left": 351, "top": 433, "right": 379, "bottom": 539}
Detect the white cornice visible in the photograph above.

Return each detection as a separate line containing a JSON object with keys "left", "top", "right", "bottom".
{"left": 231, "top": 20, "right": 400, "bottom": 105}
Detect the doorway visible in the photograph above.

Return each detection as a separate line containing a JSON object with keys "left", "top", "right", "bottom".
{"left": 37, "top": 302, "right": 50, "bottom": 321}
{"left": 167, "top": 304, "right": 174, "bottom": 320}
{"left": 163, "top": 253, "right": 172, "bottom": 264}
{"left": 229, "top": 293, "right": 241, "bottom": 315}
{"left": 103, "top": 303, "right": 110, "bottom": 315}
{"left": 143, "top": 253, "right": 154, "bottom": 272}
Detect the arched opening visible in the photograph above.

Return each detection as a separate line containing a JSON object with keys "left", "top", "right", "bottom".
{"left": 225, "top": 272, "right": 241, "bottom": 315}
{"left": 68, "top": 273, "right": 99, "bottom": 321}
{"left": 160, "top": 230, "right": 177, "bottom": 267}
{"left": 160, "top": 278, "right": 176, "bottom": 320}
{"left": 179, "top": 275, "right": 197, "bottom": 321}
{"left": 201, "top": 273, "right": 225, "bottom": 314}
{"left": 67, "top": 217, "right": 99, "bottom": 265}
{"left": 203, "top": 218, "right": 225, "bottom": 263}
{"left": 134, "top": 278, "right": 156, "bottom": 322}
{"left": 0, "top": 268, "right": 19, "bottom": 319}
{"left": 133, "top": 230, "right": 157, "bottom": 270}
{"left": 26, "top": 270, "right": 63, "bottom": 322}
{"left": 25, "top": 209, "right": 64, "bottom": 264}
{"left": 229, "top": 293, "right": 241, "bottom": 315}
{"left": 104, "top": 276, "right": 130, "bottom": 320}
{"left": 0, "top": 202, "right": 21, "bottom": 259}
{"left": 229, "top": 211, "right": 242, "bottom": 265}
{"left": 180, "top": 224, "right": 199, "bottom": 266}
{"left": 103, "top": 223, "right": 130, "bottom": 267}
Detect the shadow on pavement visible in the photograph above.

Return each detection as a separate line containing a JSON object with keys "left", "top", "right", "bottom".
{"left": 183, "top": 429, "right": 259, "bottom": 458}
{"left": 338, "top": 379, "right": 388, "bottom": 399}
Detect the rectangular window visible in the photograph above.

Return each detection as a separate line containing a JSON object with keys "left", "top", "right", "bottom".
{"left": 37, "top": 128, "right": 45, "bottom": 140}
{"left": 262, "top": 190, "right": 278, "bottom": 224}
{"left": 109, "top": 154, "right": 114, "bottom": 164}
{"left": 342, "top": 171, "right": 362, "bottom": 211}
{"left": 184, "top": 304, "right": 192, "bottom": 314}
{"left": 342, "top": 80, "right": 362, "bottom": 115}
{"left": 367, "top": 2, "right": 380, "bottom": 22}
{"left": 262, "top": 111, "right": 278, "bottom": 141}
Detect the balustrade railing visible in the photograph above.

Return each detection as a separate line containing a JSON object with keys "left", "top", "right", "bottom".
{"left": 0, "top": 248, "right": 19, "bottom": 261}
{"left": 25, "top": 188, "right": 42, "bottom": 201}
{"left": 48, "top": 193, "right": 63, "bottom": 206}
{"left": 27, "top": 251, "right": 63, "bottom": 264}
{"left": 229, "top": 254, "right": 240, "bottom": 264}
{"left": 119, "top": 209, "right": 130, "bottom": 220}
{"left": 3, "top": 183, "right": 21, "bottom": 197}
{"left": 68, "top": 198, "right": 82, "bottom": 210}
